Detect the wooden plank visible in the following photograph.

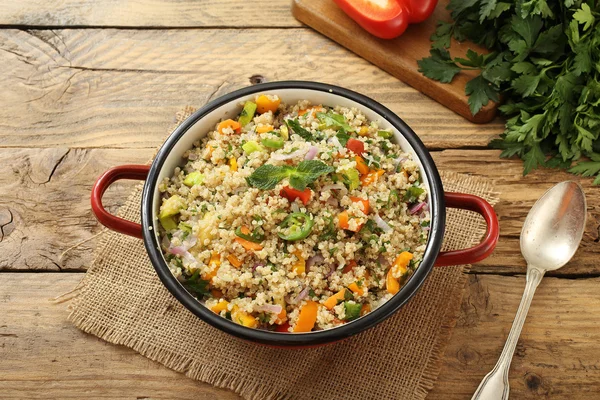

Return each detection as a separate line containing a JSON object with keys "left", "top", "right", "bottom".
{"left": 430, "top": 274, "right": 600, "bottom": 399}
{"left": 292, "top": 0, "right": 498, "bottom": 123}
{"left": 0, "top": 28, "right": 504, "bottom": 149}
{"left": 1, "top": 273, "right": 599, "bottom": 399}
{"left": 0, "top": 0, "right": 300, "bottom": 28}
{"left": 2, "top": 148, "right": 598, "bottom": 275}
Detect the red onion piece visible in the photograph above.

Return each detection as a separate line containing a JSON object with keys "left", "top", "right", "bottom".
{"left": 161, "top": 235, "right": 171, "bottom": 250}
{"left": 325, "top": 265, "right": 336, "bottom": 278}
{"left": 304, "top": 146, "right": 318, "bottom": 160}
{"left": 252, "top": 262, "right": 265, "bottom": 272}
{"left": 272, "top": 149, "right": 304, "bottom": 161}
{"left": 409, "top": 202, "right": 427, "bottom": 215}
{"left": 306, "top": 254, "right": 325, "bottom": 269}
{"left": 330, "top": 136, "right": 342, "bottom": 149}
{"left": 256, "top": 304, "right": 283, "bottom": 314}
{"left": 168, "top": 246, "right": 186, "bottom": 256}
{"left": 293, "top": 287, "right": 309, "bottom": 304}
{"left": 373, "top": 214, "right": 392, "bottom": 233}
{"left": 326, "top": 197, "right": 339, "bottom": 207}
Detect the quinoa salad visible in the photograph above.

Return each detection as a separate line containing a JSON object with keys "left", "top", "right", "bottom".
{"left": 158, "top": 94, "right": 431, "bottom": 333}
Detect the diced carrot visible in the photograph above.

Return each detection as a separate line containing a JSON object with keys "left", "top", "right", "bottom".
{"left": 360, "top": 303, "right": 371, "bottom": 316}
{"left": 235, "top": 237, "right": 264, "bottom": 251}
{"left": 323, "top": 289, "right": 347, "bottom": 310}
{"left": 392, "top": 251, "right": 413, "bottom": 276}
{"left": 355, "top": 156, "right": 370, "bottom": 175}
{"left": 292, "top": 300, "right": 318, "bottom": 332}
{"left": 338, "top": 211, "right": 363, "bottom": 232}
{"left": 202, "top": 252, "right": 221, "bottom": 281}
{"left": 211, "top": 289, "right": 223, "bottom": 298}
{"left": 256, "top": 95, "right": 281, "bottom": 114}
{"left": 218, "top": 119, "right": 241, "bottom": 134}
{"left": 256, "top": 124, "right": 274, "bottom": 134}
{"left": 342, "top": 260, "right": 357, "bottom": 274}
{"left": 360, "top": 169, "right": 385, "bottom": 186}
{"left": 348, "top": 282, "right": 364, "bottom": 296}
{"left": 227, "top": 254, "right": 242, "bottom": 268}
{"left": 386, "top": 268, "right": 400, "bottom": 295}
{"left": 235, "top": 226, "right": 264, "bottom": 251}
{"left": 298, "top": 105, "right": 324, "bottom": 116}
{"left": 350, "top": 196, "right": 370, "bottom": 214}
{"left": 292, "top": 250, "right": 306, "bottom": 275}
{"left": 210, "top": 300, "right": 229, "bottom": 314}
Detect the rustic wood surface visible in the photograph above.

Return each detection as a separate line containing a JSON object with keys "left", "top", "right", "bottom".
{"left": 292, "top": 0, "right": 498, "bottom": 123}
{"left": 1, "top": 0, "right": 599, "bottom": 399}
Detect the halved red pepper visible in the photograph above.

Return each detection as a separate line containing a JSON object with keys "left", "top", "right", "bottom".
{"left": 333, "top": 0, "right": 438, "bottom": 39}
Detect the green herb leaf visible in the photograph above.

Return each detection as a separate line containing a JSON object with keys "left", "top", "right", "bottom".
{"left": 417, "top": 48, "right": 462, "bottom": 83}
{"left": 285, "top": 119, "right": 313, "bottom": 141}
{"left": 246, "top": 161, "right": 333, "bottom": 191}
{"left": 316, "top": 112, "right": 354, "bottom": 133}
{"left": 465, "top": 75, "right": 499, "bottom": 115}
{"left": 404, "top": 186, "right": 425, "bottom": 203}
{"left": 573, "top": 3, "right": 595, "bottom": 31}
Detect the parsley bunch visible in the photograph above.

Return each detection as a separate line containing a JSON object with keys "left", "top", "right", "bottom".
{"left": 418, "top": 1, "right": 600, "bottom": 182}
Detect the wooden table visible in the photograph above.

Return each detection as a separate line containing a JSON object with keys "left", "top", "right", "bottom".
{"left": 1, "top": 1, "right": 599, "bottom": 399}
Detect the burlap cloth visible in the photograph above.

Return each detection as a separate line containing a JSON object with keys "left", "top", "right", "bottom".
{"left": 68, "top": 107, "right": 498, "bottom": 400}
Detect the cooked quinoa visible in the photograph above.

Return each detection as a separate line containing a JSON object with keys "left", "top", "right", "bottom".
{"left": 158, "top": 94, "right": 430, "bottom": 333}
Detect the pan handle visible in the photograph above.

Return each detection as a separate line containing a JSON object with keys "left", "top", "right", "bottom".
{"left": 435, "top": 192, "right": 499, "bottom": 266}
{"left": 91, "top": 165, "right": 150, "bottom": 239}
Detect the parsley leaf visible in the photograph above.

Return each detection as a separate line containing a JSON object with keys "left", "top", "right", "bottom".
{"left": 419, "top": 0, "right": 600, "bottom": 184}
{"left": 246, "top": 161, "right": 334, "bottom": 191}
{"left": 417, "top": 48, "right": 462, "bottom": 83}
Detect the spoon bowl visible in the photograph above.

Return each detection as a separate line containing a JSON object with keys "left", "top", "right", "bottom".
{"left": 520, "top": 181, "right": 587, "bottom": 271}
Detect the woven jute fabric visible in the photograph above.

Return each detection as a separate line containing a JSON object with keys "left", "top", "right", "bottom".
{"left": 69, "top": 107, "right": 498, "bottom": 400}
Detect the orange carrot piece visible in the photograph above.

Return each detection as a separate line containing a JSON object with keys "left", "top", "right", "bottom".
{"left": 218, "top": 119, "right": 241, "bottom": 134}
{"left": 235, "top": 237, "right": 264, "bottom": 251}
{"left": 350, "top": 196, "right": 370, "bottom": 214}
{"left": 227, "top": 254, "right": 242, "bottom": 268}
{"left": 338, "top": 211, "right": 363, "bottom": 232}
{"left": 292, "top": 300, "right": 318, "bottom": 332}
{"left": 211, "top": 300, "right": 229, "bottom": 314}
{"left": 360, "top": 169, "right": 385, "bottom": 186}
{"left": 298, "top": 105, "right": 324, "bottom": 116}
{"left": 323, "top": 289, "right": 347, "bottom": 310}
{"left": 202, "top": 252, "right": 221, "bottom": 281}
{"left": 355, "top": 156, "right": 370, "bottom": 175}
{"left": 211, "top": 289, "right": 223, "bottom": 298}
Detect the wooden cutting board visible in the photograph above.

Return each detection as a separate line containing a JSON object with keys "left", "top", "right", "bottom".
{"left": 291, "top": 0, "right": 498, "bottom": 124}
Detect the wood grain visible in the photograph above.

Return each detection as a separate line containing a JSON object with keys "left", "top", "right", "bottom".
{"left": 1, "top": 147, "right": 598, "bottom": 275}
{"left": 1, "top": 273, "right": 599, "bottom": 399}
{"left": 0, "top": 0, "right": 300, "bottom": 28}
{"left": 0, "top": 28, "right": 504, "bottom": 149}
{"left": 292, "top": 0, "right": 498, "bottom": 124}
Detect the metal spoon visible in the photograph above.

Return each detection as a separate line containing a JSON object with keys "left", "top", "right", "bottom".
{"left": 472, "top": 181, "right": 587, "bottom": 400}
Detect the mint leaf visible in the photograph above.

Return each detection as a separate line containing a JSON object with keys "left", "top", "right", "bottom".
{"left": 336, "top": 132, "right": 350, "bottom": 147}
{"left": 465, "top": 75, "right": 499, "bottom": 115}
{"left": 285, "top": 119, "right": 313, "bottom": 141}
{"left": 246, "top": 161, "right": 333, "bottom": 191}
{"left": 417, "top": 48, "right": 462, "bottom": 83}
{"left": 246, "top": 164, "right": 294, "bottom": 190}
{"left": 316, "top": 112, "right": 354, "bottom": 133}
{"left": 288, "top": 160, "right": 334, "bottom": 191}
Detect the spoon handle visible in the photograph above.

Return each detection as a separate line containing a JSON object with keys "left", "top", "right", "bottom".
{"left": 471, "top": 266, "right": 545, "bottom": 400}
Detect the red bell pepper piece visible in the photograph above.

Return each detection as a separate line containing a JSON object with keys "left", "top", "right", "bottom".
{"left": 333, "top": 0, "right": 438, "bottom": 39}
{"left": 280, "top": 186, "right": 312, "bottom": 205}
